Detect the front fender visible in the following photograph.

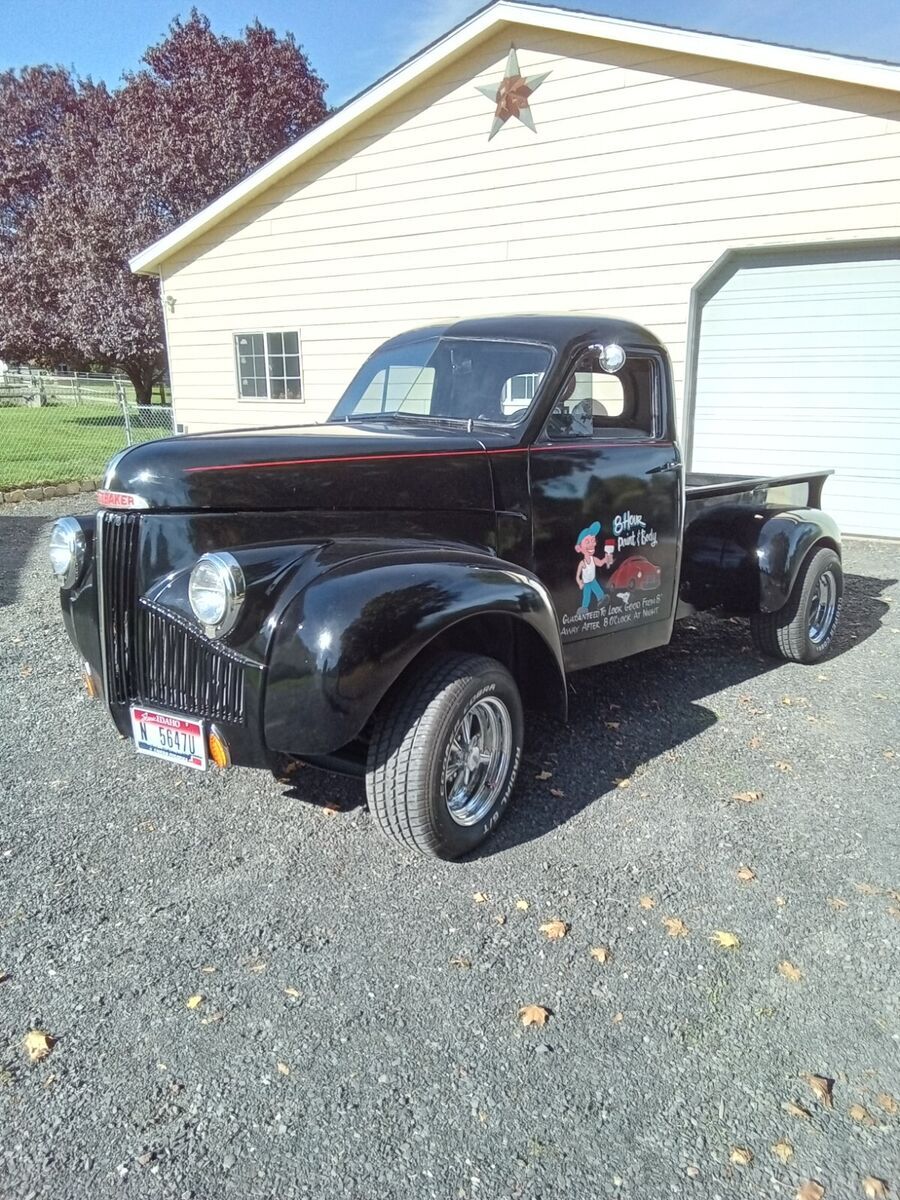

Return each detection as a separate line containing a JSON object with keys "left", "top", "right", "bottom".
{"left": 757, "top": 508, "right": 841, "bottom": 613}
{"left": 264, "top": 549, "right": 564, "bottom": 756}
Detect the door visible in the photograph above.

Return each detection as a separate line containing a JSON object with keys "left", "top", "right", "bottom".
{"left": 692, "top": 253, "right": 900, "bottom": 538}
{"left": 530, "top": 347, "right": 682, "bottom": 671}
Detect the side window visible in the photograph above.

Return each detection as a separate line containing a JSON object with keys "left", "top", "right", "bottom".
{"left": 546, "top": 353, "right": 656, "bottom": 440}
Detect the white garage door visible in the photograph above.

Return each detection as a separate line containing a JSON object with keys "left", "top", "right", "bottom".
{"left": 691, "top": 256, "right": 900, "bottom": 538}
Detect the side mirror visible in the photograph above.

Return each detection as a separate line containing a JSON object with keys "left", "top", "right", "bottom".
{"left": 596, "top": 343, "right": 626, "bottom": 373}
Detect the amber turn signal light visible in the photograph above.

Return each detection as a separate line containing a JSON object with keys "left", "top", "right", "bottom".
{"left": 208, "top": 728, "right": 231, "bottom": 769}
{"left": 82, "top": 661, "right": 99, "bottom": 699}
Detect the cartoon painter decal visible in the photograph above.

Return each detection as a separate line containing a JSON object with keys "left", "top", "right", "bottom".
{"left": 574, "top": 520, "right": 614, "bottom": 610}
{"left": 561, "top": 512, "right": 665, "bottom": 640}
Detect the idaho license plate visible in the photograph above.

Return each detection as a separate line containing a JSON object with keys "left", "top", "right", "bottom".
{"left": 130, "top": 706, "right": 207, "bottom": 771}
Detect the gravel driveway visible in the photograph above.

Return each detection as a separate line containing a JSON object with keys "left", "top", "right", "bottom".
{"left": 1, "top": 496, "right": 898, "bottom": 1200}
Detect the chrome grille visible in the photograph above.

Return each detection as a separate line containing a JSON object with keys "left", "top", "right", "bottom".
{"left": 97, "top": 512, "right": 247, "bottom": 724}
{"left": 97, "top": 511, "right": 140, "bottom": 705}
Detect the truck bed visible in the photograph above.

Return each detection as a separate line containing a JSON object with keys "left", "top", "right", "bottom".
{"left": 685, "top": 470, "right": 831, "bottom": 521}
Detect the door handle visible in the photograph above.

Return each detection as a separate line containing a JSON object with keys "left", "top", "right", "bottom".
{"left": 649, "top": 460, "right": 682, "bottom": 473}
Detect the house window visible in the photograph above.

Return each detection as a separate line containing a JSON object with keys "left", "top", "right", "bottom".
{"left": 234, "top": 331, "right": 303, "bottom": 400}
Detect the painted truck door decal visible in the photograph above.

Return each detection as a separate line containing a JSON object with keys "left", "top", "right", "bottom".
{"left": 561, "top": 510, "right": 665, "bottom": 639}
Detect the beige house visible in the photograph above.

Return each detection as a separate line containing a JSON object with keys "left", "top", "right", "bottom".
{"left": 131, "top": 1, "right": 900, "bottom": 537}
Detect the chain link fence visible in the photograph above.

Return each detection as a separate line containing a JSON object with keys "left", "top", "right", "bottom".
{"left": 0, "top": 369, "right": 175, "bottom": 494}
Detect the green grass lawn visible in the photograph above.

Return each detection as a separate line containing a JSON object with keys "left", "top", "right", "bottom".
{"left": 0, "top": 403, "right": 173, "bottom": 489}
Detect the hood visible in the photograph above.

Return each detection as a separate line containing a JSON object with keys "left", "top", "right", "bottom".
{"left": 103, "top": 421, "right": 495, "bottom": 512}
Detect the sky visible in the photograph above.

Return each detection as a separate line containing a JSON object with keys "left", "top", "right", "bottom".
{"left": 2, "top": 0, "right": 900, "bottom": 105}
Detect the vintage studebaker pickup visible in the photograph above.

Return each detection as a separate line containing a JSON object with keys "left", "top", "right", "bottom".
{"left": 51, "top": 316, "right": 843, "bottom": 858}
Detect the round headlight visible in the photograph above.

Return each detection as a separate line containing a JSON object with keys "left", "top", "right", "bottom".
{"left": 49, "top": 517, "right": 87, "bottom": 589}
{"left": 188, "top": 552, "right": 244, "bottom": 636}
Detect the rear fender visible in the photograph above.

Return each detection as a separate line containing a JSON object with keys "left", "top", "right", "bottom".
{"left": 264, "top": 549, "right": 565, "bottom": 756}
{"left": 757, "top": 509, "right": 841, "bottom": 613}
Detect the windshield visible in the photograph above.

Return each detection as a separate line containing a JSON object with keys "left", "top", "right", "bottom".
{"left": 330, "top": 337, "right": 552, "bottom": 425}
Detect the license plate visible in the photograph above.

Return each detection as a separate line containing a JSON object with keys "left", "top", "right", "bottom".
{"left": 130, "top": 706, "right": 207, "bottom": 771}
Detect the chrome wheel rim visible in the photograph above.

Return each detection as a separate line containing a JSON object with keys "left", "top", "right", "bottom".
{"left": 444, "top": 696, "right": 513, "bottom": 826}
{"left": 808, "top": 569, "right": 838, "bottom": 645}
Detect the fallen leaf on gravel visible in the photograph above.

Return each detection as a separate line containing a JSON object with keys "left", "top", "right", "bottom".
{"left": 200, "top": 964, "right": 216, "bottom": 974}
{"left": 771, "top": 1139, "right": 794, "bottom": 1163}
{"left": 493, "top": 914, "right": 506, "bottom": 926}
{"left": 733, "top": 790, "right": 763, "bottom": 803}
{"left": 518, "top": 1004, "right": 550, "bottom": 1027}
{"left": 535, "top": 770, "right": 553, "bottom": 781}
{"left": 784, "top": 1100, "right": 812, "bottom": 1119}
{"left": 539, "top": 919, "right": 569, "bottom": 940}
{"left": 827, "top": 897, "right": 848, "bottom": 911}
{"left": 875, "top": 1092, "right": 897, "bottom": 1114}
{"left": 686, "top": 1165, "right": 700, "bottom": 1178}
{"left": 614, "top": 776, "right": 632, "bottom": 789}
{"left": 638, "top": 895, "right": 656, "bottom": 910}
{"left": 549, "top": 787, "right": 565, "bottom": 798}
{"left": 611, "top": 1011, "right": 623, "bottom": 1024}
{"left": 515, "top": 900, "right": 529, "bottom": 911}
{"left": 737, "top": 866, "right": 757, "bottom": 883}
{"left": 730, "top": 1147, "right": 753, "bottom": 1166}
{"left": 321, "top": 803, "right": 342, "bottom": 816}
{"left": 20, "top": 665, "right": 33, "bottom": 678}
{"left": 854, "top": 882, "right": 880, "bottom": 895}
{"left": 284, "top": 986, "right": 301, "bottom": 998}
{"left": 449, "top": 956, "right": 471, "bottom": 969}
{"left": 774, "top": 760, "right": 793, "bottom": 772}
{"left": 200, "top": 1011, "right": 223, "bottom": 1025}
{"left": 887, "top": 906, "right": 900, "bottom": 920}
{"left": 882, "top": 750, "right": 895, "bottom": 760}
{"left": 862, "top": 1177, "right": 889, "bottom": 1199}
{"left": 248, "top": 961, "right": 266, "bottom": 973}
{"left": 803, "top": 1074, "right": 834, "bottom": 1108}
{"left": 276, "top": 1062, "right": 290, "bottom": 1076}
{"left": 778, "top": 961, "right": 803, "bottom": 983}
{"left": 590, "top": 946, "right": 611, "bottom": 964}
{"left": 776, "top": 896, "right": 787, "bottom": 908}
{"left": 24, "top": 1030, "right": 54, "bottom": 1061}
{"left": 849, "top": 1104, "right": 874, "bottom": 1124}
{"left": 797, "top": 1183, "right": 825, "bottom": 1200}
{"left": 662, "top": 916, "right": 688, "bottom": 938}
{"left": 186, "top": 994, "right": 203, "bottom": 1010}
{"left": 605, "top": 721, "right": 620, "bottom": 731}
{"left": 710, "top": 930, "right": 740, "bottom": 950}
{"left": 748, "top": 736, "right": 762, "bottom": 750}
{"left": 473, "top": 892, "right": 488, "bottom": 903}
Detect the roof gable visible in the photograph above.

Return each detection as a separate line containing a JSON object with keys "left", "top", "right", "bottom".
{"left": 131, "top": 0, "right": 900, "bottom": 275}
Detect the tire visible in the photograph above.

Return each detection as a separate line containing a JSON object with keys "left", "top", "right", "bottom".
{"left": 366, "top": 652, "right": 524, "bottom": 859}
{"left": 751, "top": 546, "right": 843, "bottom": 664}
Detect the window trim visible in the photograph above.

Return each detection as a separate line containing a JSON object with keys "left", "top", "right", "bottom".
{"left": 233, "top": 328, "right": 304, "bottom": 403}
{"left": 542, "top": 346, "right": 662, "bottom": 443}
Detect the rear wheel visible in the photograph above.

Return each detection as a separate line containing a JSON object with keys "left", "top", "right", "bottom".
{"left": 366, "top": 652, "right": 524, "bottom": 859}
{"left": 751, "top": 546, "right": 843, "bottom": 663}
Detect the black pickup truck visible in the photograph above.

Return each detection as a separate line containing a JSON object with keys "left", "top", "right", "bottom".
{"left": 51, "top": 316, "right": 843, "bottom": 858}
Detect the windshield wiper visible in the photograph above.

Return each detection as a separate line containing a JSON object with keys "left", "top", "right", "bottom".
{"left": 342, "top": 411, "right": 473, "bottom": 429}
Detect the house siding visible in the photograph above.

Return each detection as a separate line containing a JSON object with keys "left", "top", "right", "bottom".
{"left": 159, "top": 25, "right": 900, "bottom": 434}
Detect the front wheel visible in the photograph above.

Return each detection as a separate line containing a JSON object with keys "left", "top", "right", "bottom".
{"left": 751, "top": 546, "right": 843, "bottom": 663}
{"left": 366, "top": 652, "right": 524, "bottom": 859}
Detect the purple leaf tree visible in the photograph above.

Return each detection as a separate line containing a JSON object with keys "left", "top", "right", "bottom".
{"left": 0, "top": 12, "right": 327, "bottom": 402}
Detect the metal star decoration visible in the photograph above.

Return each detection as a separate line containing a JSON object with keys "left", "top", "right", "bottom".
{"left": 476, "top": 47, "right": 550, "bottom": 141}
